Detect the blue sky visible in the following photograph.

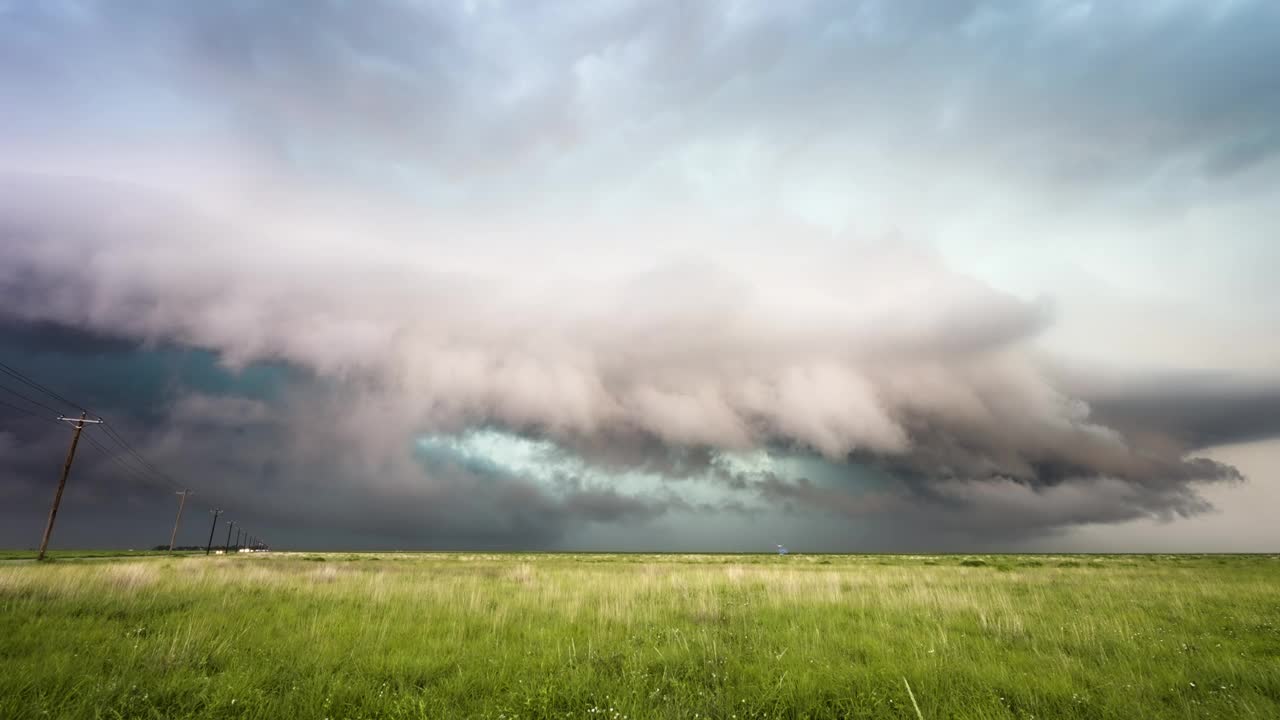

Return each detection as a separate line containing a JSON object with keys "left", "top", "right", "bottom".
{"left": 1, "top": 0, "right": 1278, "bottom": 550}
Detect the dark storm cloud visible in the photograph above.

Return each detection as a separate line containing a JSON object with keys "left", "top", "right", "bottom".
{"left": 0, "top": 317, "right": 139, "bottom": 356}
{"left": 751, "top": 474, "right": 898, "bottom": 519}
{"left": 0, "top": 421, "right": 67, "bottom": 502}
{"left": 716, "top": 443, "right": 1245, "bottom": 542}
{"left": 1069, "top": 371, "right": 1280, "bottom": 450}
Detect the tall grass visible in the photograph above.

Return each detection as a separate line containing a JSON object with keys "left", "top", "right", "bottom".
{"left": 1, "top": 553, "right": 1277, "bottom": 718}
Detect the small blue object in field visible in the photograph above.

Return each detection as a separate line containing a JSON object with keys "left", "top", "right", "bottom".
{"left": 776, "top": 544, "right": 789, "bottom": 555}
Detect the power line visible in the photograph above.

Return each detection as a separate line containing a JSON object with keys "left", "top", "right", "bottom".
{"left": 83, "top": 425, "right": 177, "bottom": 489}
{"left": 99, "top": 421, "right": 178, "bottom": 486}
{"left": 0, "top": 393, "right": 169, "bottom": 487}
{"left": 0, "top": 381, "right": 66, "bottom": 417}
{"left": 79, "top": 431, "right": 177, "bottom": 490}
{"left": 0, "top": 360, "right": 87, "bottom": 414}
{"left": 0, "top": 397, "right": 58, "bottom": 420}
{"left": 0, "top": 362, "right": 178, "bottom": 488}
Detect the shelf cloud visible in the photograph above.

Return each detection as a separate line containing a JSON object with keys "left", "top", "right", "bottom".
{"left": 2, "top": 1, "right": 1278, "bottom": 549}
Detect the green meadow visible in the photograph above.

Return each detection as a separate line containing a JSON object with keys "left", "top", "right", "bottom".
{"left": 1, "top": 553, "right": 1277, "bottom": 719}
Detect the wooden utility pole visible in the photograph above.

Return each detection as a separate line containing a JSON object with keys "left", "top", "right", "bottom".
{"left": 37, "top": 412, "right": 103, "bottom": 561}
{"left": 224, "top": 520, "right": 235, "bottom": 554}
{"left": 206, "top": 509, "right": 222, "bottom": 555}
{"left": 169, "top": 490, "right": 192, "bottom": 551}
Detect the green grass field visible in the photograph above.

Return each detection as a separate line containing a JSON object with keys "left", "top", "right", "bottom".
{"left": 0, "top": 549, "right": 187, "bottom": 561}
{"left": 1, "top": 553, "right": 1278, "bottom": 719}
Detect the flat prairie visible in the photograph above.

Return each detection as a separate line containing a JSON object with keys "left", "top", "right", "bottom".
{"left": 1, "top": 553, "right": 1277, "bottom": 719}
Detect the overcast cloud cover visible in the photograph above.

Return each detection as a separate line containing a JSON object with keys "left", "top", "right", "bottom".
{"left": 1, "top": 0, "right": 1278, "bottom": 551}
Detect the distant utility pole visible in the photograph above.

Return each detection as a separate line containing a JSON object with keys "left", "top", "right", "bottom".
{"left": 37, "top": 412, "right": 104, "bottom": 561}
{"left": 205, "top": 509, "right": 223, "bottom": 555}
{"left": 169, "top": 490, "right": 192, "bottom": 552}
{"left": 235, "top": 528, "right": 242, "bottom": 552}
{"left": 224, "top": 520, "right": 235, "bottom": 554}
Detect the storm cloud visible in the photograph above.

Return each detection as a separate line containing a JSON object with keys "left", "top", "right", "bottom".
{"left": 1, "top": 0, "right": 1278, "bottom": 550}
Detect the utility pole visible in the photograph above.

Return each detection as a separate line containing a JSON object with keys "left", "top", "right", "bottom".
{"left": 224, "top": 520, "right": 235, "bottom": 554}
{"left": 37, "top": 412, "right": 104, "bottom": 561}
{"left": 235, "top": 528, "right": 242, "bottom": 553}
{"left": 205, "top": 509, "right": 222, "bottom": 555}
{"left": 169, "top": 490, "right": 192, "bottom": 551}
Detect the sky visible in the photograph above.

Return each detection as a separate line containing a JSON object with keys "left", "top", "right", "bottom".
{"left": 1, "top": 0, "right": 1278, "bottom": 552}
